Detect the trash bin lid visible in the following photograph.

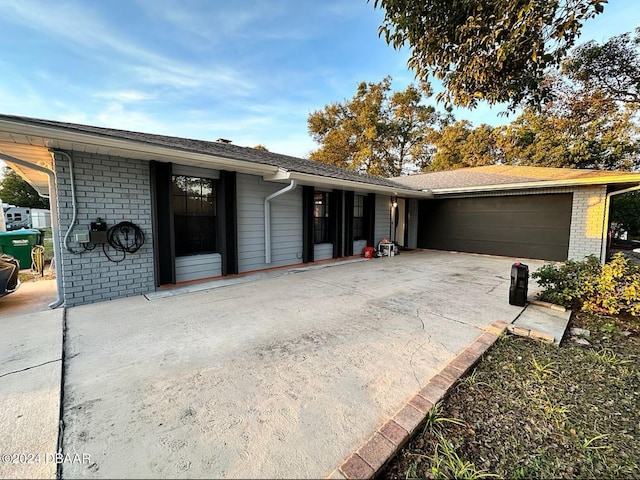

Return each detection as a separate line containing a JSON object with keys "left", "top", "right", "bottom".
{"left": 0, "top": 229, "right": 41, "bottom": 237}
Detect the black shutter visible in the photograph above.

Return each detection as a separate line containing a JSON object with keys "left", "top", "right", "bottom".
{"left": 217, "top": 171, "right": 238, "bottom": 275}
{"left": 302, "top": 186, "right": 315, "bottom": 263}
{"left": 331, "top": 189, "right": 344, "bottom": 258}
{"left": 150, "top": 161, "right": 175, "bottom": 285}
{"left": 344, "top": 191, "right": 354, "bottom": 256}
{"left": 365, "top": 193, "right": 376, "bottom": 247}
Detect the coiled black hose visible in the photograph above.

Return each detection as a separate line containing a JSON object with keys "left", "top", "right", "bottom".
{"left": 103, "top": 221, "right": 145, "bottom": 263}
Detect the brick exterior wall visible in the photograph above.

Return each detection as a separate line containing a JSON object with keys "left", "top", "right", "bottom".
{"left": 53, "top": 151, "right": 155, "bottom": 306}
{"left": 567, "top": 186, "right": 607, "bottom": 260}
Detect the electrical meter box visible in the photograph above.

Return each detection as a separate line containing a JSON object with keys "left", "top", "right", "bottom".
{"left": 90, "top": 219, "right": 108, "bottom": 244}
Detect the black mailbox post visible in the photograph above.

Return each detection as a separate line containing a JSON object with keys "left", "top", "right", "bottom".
{"left": 509, "top": 262, "right": 529, "bottom": 307}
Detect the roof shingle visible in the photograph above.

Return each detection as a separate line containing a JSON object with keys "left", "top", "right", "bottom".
{"left": 392, "top": 165, "right": 640, "bottom": 191}
{"left": 0, "top": 114, "right": 406, "bottom": 189}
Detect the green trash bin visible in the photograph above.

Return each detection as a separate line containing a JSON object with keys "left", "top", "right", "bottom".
{"left": 0, "top": 229, "right": 43, "bottom": 270}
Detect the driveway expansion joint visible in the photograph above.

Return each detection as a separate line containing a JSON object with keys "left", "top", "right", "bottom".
{"left": 330, "top": 320, "right": 508, "bottom": 480}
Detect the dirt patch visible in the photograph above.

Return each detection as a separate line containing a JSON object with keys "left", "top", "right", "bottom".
{"left": 382, "top": 312, "right": 640, "bottom": 479}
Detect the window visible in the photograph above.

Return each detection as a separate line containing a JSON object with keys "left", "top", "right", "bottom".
{"left": 172, "top": 175, "right": 217, "bottom": 256}
{"left": 353, "top": 194, "right": 365, "bottom": 240}
{"left": 314, "top": 192, "right": 330, "bottom": 244}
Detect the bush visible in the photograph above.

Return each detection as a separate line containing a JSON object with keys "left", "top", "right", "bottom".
{"left": 582, "top": 254, "right": 640, "bottom": 316}
{"left": 531, "top": 255, "right": 601, "bottom": 308}
{"left": 532, "top": 253, "right": 640, "bottom": 317}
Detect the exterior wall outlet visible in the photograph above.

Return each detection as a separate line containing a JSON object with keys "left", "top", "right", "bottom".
{"left": 75, "top": 230, "right": 90, "bottom": 243}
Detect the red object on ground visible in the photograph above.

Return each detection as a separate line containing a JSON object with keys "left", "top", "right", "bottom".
{"left": 364, "top": 247, "right": 374, "bottom": 258}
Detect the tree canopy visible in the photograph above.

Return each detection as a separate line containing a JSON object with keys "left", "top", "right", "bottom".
{"left": 563, "top": 27, "right": 640, "bottom": 105}
{"left": 308, "top": 76, "right": 439, "bottom": 177}
{"left": 0, "top": 166, "right": 49, "bottom": 209}
{"left": 427, "top": 121, "right": 500, "bottom": 171}
{"left": 308, "top": 30, "right": 640, "bottom": 176}
{"left": 373, "top": 0, "right": 607, "bottom": 109}
{"left": 423, "top": 28, "right": 640, "bottom": 172}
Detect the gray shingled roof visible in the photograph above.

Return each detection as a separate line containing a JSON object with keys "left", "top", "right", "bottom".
{"left": 1, "top": 114, "right": 409, "bottom": 189}
{"left": 392, "top": 165, "right": 640, "bottom": 190}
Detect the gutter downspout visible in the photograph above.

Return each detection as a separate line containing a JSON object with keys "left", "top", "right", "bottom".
{"left": 0, "top": 152, "right": 64, "bottom": 308}
{"left": 264, "top": 180, "right": 297, "bottom": 264}
{"left": 600, "top": 184, "right": 640, "bottom": 263}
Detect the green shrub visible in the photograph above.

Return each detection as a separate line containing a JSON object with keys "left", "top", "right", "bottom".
{"left": 531, "top": 253, "right": 640, "bottom": 317}
{"left": 531, "top": 255, "right": 601, "bottom": 308}
{"left": 581, "top": 254, "right": 640, "bottom": 316}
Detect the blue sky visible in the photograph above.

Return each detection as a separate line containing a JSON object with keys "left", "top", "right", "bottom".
{"left": 0, "top": 0, "right": 639, "bottom": 159}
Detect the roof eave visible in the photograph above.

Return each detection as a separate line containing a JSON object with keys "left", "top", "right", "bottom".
{"left": 0, "top": 117, "right": 431, "bottom": 195}
{"left": 0, "top": 117, "right": 280, "bottom": 176}
{"left": 290, "top": 172, "right": 432, "bottom": 197}
{"left": 426, "top": 176, "right": 640, "bottom": 195}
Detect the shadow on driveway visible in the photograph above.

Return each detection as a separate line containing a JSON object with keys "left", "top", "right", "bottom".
{"left": 61, "top": 250, "right": 545, "bottom": 478}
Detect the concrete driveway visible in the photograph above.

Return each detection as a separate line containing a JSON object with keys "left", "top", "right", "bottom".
{"left": 0, "top": 303, "right": 63, "bottom": 480}
{"left": 59, "top": 250, "right": 545, "bottom": 479}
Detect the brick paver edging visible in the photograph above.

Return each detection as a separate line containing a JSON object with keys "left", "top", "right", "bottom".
{"left": 328, "top": 320, "right": 509, "bottom": 480}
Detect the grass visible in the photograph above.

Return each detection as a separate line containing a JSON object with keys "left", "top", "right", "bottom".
{"left": 382, "top": 311, "right": 640, "bottom": 479}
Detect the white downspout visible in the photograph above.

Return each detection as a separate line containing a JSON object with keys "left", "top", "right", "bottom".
{"left": 264, "top": 180, "right": 297, "bottom": 264}
{"left": 49, "top": 151, "right": 79, "bottom": 254}
{"left": 600, "top": 184, "right": 640, "bottom": 263}
{"left": 0, "top": 152, "right": 64, "bottom": 308}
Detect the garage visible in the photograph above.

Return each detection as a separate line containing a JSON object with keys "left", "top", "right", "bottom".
{"left": 417, "top": 193, "right": 573, "bottom": 261}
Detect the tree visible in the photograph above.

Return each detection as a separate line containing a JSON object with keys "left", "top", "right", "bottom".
{"left": 0, "top": 166, "right": 49, "bottom": 208}
{"left": 495, "top": 40, "right": 640, "bottom": 171}
{"left": 563, "top": 28, "right": 640, "bottom": 105}
{"left": 610, "top": 192, "right": 640, "bottom": 237}
{"left": 496, "top": 100, "right": 640, "bottom": 170}
{"left": 427, "top": 120, "right": 501, "bottom": 171}
{"left": 373, "top": 0, "right": 606, "bottom": 109}
{"left": 308, "top": 77, "right": 438, "bottom": 177}
{"left": 423, "top": 30, "right": 640, "bottom": 172}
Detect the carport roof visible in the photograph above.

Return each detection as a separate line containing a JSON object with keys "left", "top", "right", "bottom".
{"left": 0, "top": 114, "right": 426, "bottom": 197}
{"left": 392, "top": 165, "right": 640, "bottom": 194}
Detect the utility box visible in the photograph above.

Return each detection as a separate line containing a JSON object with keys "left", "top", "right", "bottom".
{"left": 0, "top": 229, "right": 43, "bottom": 270}
{"left": 509, "top": 262, "right": 529, "bottom": 307}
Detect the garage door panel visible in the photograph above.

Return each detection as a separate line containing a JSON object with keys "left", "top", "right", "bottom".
{"left": 444, "top": 225, "right": 570, "bottom": 246}
{"left": 418, "top": 194, "right": 572, "bottom": 261}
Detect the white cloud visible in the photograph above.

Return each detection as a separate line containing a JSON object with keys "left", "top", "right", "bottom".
{"left": 93, "top": 90, "right": 155, "bottom": 103}
{"left": 2, "top": 0, "right": 255, "bottom": 96}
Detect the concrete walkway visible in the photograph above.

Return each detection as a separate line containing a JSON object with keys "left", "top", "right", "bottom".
{"left": 0, "top": 307, "right": 63, "bottom": 480}
{"left": 59, "top": 251, "right": 545, "bottom": 479}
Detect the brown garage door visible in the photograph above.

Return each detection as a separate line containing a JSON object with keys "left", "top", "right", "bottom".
{"left": 417, "top": 194, "right": 572, "bottom": 261}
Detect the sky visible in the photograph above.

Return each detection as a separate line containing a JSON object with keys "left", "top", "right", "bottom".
{"left": 0, "top": 0, "right": 639, "bottom": 160}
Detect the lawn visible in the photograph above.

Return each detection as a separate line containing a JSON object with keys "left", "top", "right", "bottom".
{"left": 382, "top": 311, "right": 640, "bottom": 479}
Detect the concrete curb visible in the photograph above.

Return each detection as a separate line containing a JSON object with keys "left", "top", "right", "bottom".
{"left": 528, "top": 299, "right": 567, "bottom": 312}
{"left": 328, "top": 320, "right": 509, "bottom": 480}
{"left": 505, "top": 324, "right": 555, "bottom": 344}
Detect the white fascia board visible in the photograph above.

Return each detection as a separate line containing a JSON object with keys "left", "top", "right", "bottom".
{"left": 427, "top": 176, "right": 640, "bottom": 195}
{"left": 289, "top": 172, "right": 432, "bottom": 198}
